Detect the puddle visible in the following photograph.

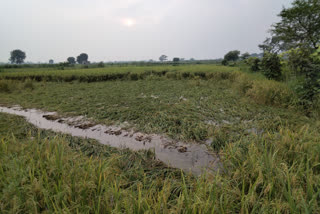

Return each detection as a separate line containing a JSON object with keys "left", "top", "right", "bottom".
{"left": 0, "top": 106, "right": 222, "bottom": 176}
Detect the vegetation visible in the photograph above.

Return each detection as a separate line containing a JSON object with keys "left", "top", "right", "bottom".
{"left": 67, "top": 57, "right": 76, "bottom": 65}
{"left": 0, "top": 65, "right": 237, "bottom": 83}
{"left": 1, "top": 96, "right": 320, "bottom": 213}
{"left": 224, "top": 50, "right": 240, "bottom": 62}
{"left": 159, "top": 55, "right": 168, "bottom": 62}
{"left": 260, "top": 0, "right": 320, "bottom": 52}
{"left": 261, "top": 52, "right": 282, "bottom": 81}
{"left": 77, "top": 53, "right": 89, "bottom": 64}
{"left": 1, "top": 0, "right": 320, "bottom": 212}
{"left": 9, "top": 49, "right": 26, "bottom": 64}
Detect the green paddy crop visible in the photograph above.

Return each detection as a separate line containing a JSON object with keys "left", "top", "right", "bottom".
{"left": 1, "top": 111, "right": 319, "bottom": 213}
{"left": 0, "top": 65, "right": 239, "bottom": 82}
{"left": 0, "top": 64, "right": 319, "bottom": 213}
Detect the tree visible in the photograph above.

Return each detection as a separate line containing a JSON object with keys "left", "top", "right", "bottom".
{"left": 159, "top": 55, "right": 167, "bottom": 62}
{"left": 224, "top": 50, "right": 240, "bottom": 62}
{"left": 173, "top": 57, "right": 180, "bottom": 66}
{"left": 173, "top": 57, "right": 180, "bottom": 62}
{"left": 67, "top": 57, "right": 76, "bottom": 64}
{"left": 241, "top": 52, "right": 250, "bottom": 60}
{"left": 77, "top": 53, "right": 88, "bottom": 64}
{"left": 9, "top": 49, "right": 26, "bottom": 64}
{"left": 260, "top": 0, "right": 320, "bottom": 53}
{"left": 49, "top": 59, "right": 54, "bottom": 64}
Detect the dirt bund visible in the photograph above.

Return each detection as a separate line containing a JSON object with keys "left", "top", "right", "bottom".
{"left": 0, "top": 106, "right": 222, "bottom": 176}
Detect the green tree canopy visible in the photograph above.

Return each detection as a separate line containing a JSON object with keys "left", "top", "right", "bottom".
{"left": 173, "top": 57, "right": 180, "bottom": 62}
{"left": 224, "top": 50, "right": 240, "bottom": 62}
{"left": 260, "top": 0, "right": 320, "bottom": 53}
{"left": 76, "top": 53, "right": 88, "bottom": 64}
{"left": 159, "top": 55, "right": 168, "bottom": 62}
{"left": 67, "top": 57, "right": 76, "bottom": 64}
{"left": 241, "top": 52, "right": 250, "bottom": 60}
{"left": 9, "top": 49, "right": 26, "bottom": 64}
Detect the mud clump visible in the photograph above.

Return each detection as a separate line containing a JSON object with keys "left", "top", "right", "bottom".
{"left": 135, "top": 134, "right": 152, "bottom": 143}
{"left": 178, "top": 146, "right": 188, "bottom": 153}
{"left": 43, "top": 114, "right": 60, "bottom": 121}
{"left": 75, "top": 123, "right": 95, "bottom": 129}
{"left": 105, "top": 129, "right": 122, "bottom": 136}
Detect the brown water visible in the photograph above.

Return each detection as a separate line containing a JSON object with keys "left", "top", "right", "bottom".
{"left": 0, "top": 106, "right": 222, "bottom": 175}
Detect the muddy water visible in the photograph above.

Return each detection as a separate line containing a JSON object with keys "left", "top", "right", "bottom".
{"left": 0, "top": 106, "right": 221, "bottom": 176}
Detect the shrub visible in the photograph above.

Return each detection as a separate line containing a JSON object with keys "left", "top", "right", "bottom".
{"left": 298, "top": 60, "right": 320, "bottom": 107}
{"left": 246, "top": 57, "right": 261, "bottom": 72}
{"left": 234, "top": 73, "right": 254, "bottom": 94}
{"left": 129, "top": 73, "right": 139, "bottom": 81}
{"left": 246, "top": 80, "right": 296, "bottom": 106}
{"left": 0, "top": 80, "right": 10, "bottom": 93}
{"left": 221, "top": 59, "right": 228, "bottom": 66}
{"left": 165, "top": 72, "right": 177, "bottom": 79}
{"left": 23, "top": 79, "right": 34, "bottom": 90}
{"left": 286, "top": 48, "right": 310, "bottom": 75}
{"left": 261, "top": 52, "right": 282, "bottom": 80}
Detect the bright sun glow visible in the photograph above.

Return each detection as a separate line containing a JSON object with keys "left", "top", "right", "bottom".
{"left": 122, "top": 18, "right": 136, "bottom": 27}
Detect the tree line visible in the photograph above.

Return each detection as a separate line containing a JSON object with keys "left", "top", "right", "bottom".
{"left": 9, "top": 51, "right": 90, "bottom": 65}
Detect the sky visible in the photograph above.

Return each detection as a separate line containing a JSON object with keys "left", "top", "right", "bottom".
{"left": 0, "top": 0, "right": 293, "bottom": 63}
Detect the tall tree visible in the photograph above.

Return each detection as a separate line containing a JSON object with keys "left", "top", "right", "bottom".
{"left": 159, "top": 55, "right": 167, "bottom": 62}
{"left": 9, "top": 49, "right": 26, "bottom": 64}
{"left": 241, "top": 52, "right": 250, "bottom": 60}
{"left": 260, "top": 0, "right": 320, "bottom": 53}
{"left": 77, "top": 53, "right": 88, "bottom": 64}
{"left": 67, "top": 57, "right": 76, "bottom": 64}
{"left": 173, "top": 57, "right": 180, "bottom": 62}
{"left": 224, "top": 50, "right": 240, "bottom": 62}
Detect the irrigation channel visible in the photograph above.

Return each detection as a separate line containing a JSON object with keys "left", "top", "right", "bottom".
{"left": 0, "top": 106, "right": 222, "bottom": 176}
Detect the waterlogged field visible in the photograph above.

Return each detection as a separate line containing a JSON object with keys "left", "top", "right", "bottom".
{"left": 0, "top": 65, "right": 320, "bottom": 212}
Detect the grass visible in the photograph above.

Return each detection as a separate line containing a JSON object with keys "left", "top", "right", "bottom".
{"left": 1, "top": 64, "right": 320, "bottom": 212}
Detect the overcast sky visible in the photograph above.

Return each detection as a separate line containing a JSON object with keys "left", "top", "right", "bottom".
{"left": 0, "top": 0, "right": 293, "bottom": 63}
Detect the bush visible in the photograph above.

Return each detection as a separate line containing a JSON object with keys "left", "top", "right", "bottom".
{"left": 0, "top": 80, "right": 10, "bottom": 93}
{"left": 286, "top": 48, "right": 310, "bottom": 75}
{"left": 129, "top": 73, "right": 139, "bottom": 80}
{"left": 246, "top": 57, "right": 260, "bottom": 72}
{"left": 234, "top": 73, "right": 254, "bottom": 94}
{"left": 221, "top": 59, "right": 228, "bottom": 66}
{"left": 23, "top": 79, "right": 34, "bottom": 90}
{"left": 246, "top": 80, "right": 296, "bottom": 106}
{"left": 297, "top": 60, "right": 320, "bottom": 107}
{"left": 165, "top": 72, "right": 177, "bottom": 79}
{"left": 261, "top": 52, "right": 282, "bottom": 80}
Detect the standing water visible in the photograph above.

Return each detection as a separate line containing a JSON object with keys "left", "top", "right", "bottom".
{"left": 0, "top": 106, "right": 221, "bottom": 175}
